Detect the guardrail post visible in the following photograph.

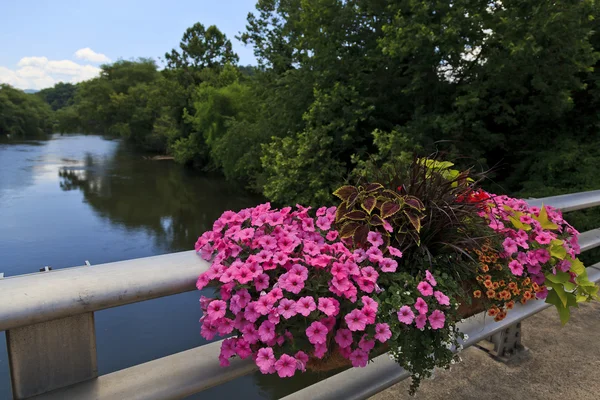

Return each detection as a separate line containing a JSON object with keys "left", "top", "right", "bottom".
{"left": 478, "top": 322, "right": 528, "bottom": 363}
{"left": 7, "top": 313, "right": 98, "bottom": 399}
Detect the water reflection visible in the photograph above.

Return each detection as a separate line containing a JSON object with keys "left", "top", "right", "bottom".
{"left": 57, "top": 140, "right": 262, "bottom": 252}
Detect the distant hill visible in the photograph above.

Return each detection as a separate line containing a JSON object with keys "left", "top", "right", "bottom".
{"left": 23, "top": 89, "right": 39, "bottom": 94}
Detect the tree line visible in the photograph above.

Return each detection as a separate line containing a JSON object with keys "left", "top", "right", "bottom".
{"left": 4, "top": 1, "right": 600, "bottom": 211}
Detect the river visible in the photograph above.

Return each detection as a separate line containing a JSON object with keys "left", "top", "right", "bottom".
{"left": 0, "top": 134, "right": 329, "bottom": 399}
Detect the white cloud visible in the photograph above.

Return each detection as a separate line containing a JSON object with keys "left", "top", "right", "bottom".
{"left": 74, "top": 48, "right": 111, "bottom": 63}
{"left": 0, "top": 55, "right": 102, "bottom": 90}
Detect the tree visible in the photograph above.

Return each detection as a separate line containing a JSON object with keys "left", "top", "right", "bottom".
{"left": 0, "top": 84, "right": 53, "bottom": 137}
{"left": 37, "top": 82, "right": 77, "bottom": 111}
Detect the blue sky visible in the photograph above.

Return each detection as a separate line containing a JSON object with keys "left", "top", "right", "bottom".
{"left": 0, "top": 0, "right": 258, "bottom": 90}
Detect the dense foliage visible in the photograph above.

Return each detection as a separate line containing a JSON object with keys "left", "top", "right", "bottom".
{"left": 0, "top": 84, "right": 53, "bottom": 137}
{"left": 27, "top": 2, "right": 600, "bottom": 210}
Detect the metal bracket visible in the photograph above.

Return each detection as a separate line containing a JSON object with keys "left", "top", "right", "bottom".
{"left": 477, "top": 322, "right": 529, "bottom": 363}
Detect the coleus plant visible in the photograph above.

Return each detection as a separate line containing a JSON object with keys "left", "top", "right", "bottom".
{"left": 333, "top": 183, "right": 426, "bottom": 250}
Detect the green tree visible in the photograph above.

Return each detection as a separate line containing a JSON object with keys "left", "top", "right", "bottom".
{"left": 0, "top": 84, "right": 53, "bottom": 137}
{"left": 37, "top": 82, "right": 77, "bottom": 111}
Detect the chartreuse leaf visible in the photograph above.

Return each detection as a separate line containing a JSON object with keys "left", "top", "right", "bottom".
{"left": 534, "top": 205, "right": 559, "bottom": 230}
{"left": 545, "top": 271, "right": 571, "bottom": 284}
{"left": 545, "top": 289, "right": 576, "bottom": 325}
{"left": 333, "top": 185, "right": 358, "bottom": 202}
{"left": 550, "top": 242, "right": 567, "bottom": 260}
{"left": 509, "top": 213, "right": 532, "bottom": 231}
{"left": 546, "top": 280, "right": 568, "bottom": 306}
{"left": 569, "top": 257, "right": 585, "bottom": 275}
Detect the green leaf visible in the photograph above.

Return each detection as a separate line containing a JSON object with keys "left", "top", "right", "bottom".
{"left": 534, "top": 205, "right": 559, "bottom": 230}
{"left": 361, "top": 196, "right": 376, "bottom": 214}
{"left": 546, "top": 280, "right": 568, "bottom": 306}
{"left": 562, "top": 281, "right": 577, "bottom": 291}
{"left": 381, "top": 201, "right": 401, "bottom": 219}
{"left": 557, "top": 304, "right": 571, "bottom": 325}
{"left": 333, "top": 185, "right": 358, "bottom": 202}
{"left": 570, "top": 258, "right": 585, "bottom": 275}
{"left": 508, "top": 214, "right": 531, "bottom": 231}
{"left": 545, "top": 271, "right": 571, "bottom": 284}
{"left": 550, "top": 244, "right": 567, "bottom": 260}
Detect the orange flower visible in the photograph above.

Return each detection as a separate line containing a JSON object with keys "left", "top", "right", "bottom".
{"left": 523, "top": 277, "right": 531, "bottom": 286}
{"left": 495, "top": 292, "right": 503, "bottom": 300}
{"left": 506, "top": 301, "right": 515, "bottom": 310}
{"left": 484, "top": 280, "right": 494, "bottom": 289}
{"left": 512, "top": 288, "right": 521, "bottom": 296}
{"left": 520, "top": 297, "right": 528, "bottom": 305}
{"left": 480, "top": 264, "right": 489, "bottom": 272}
{"left": 476, "top": 275, "right": 484, "bottom": 282}
{"left": 495, "top": 310, "right": 507, "bottom": 322}
{"left": 475, "top": 249, "right": 483, "bottom": 256}
{"left": 492, "top": 282, "right": 500, "bottom": 290}
{"left": 488, "top": 307, "right": 499, "bottom": 317}
{"left": 473, "top": 290, "right": 482, "bottom": 298}
{"left": 486, "top": 289, "right": 496, "bottom": 299}
{"left": 523, "top": 291, "right": 533, "bottom": 300}
{"left": 508, "top": 282, "right": 517, "bottom": 290}
{"left": 484, "top": 256, "right": 492, "bottom": 263}
{"left": 499, "top": 280, "right": 506, "bottom": 287}
{"left": 500, "top": 290, "right": 511, "bottom": 300}
{"left": 481, "top": 245, "right": 490, "bottom": 252}
{"left": 484, "top": 275, "right": 492, "bottom": 281}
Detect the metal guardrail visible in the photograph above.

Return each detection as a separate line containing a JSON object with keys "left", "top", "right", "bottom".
{"left": 2, "top": 189, "right": 600, "bottom": 399}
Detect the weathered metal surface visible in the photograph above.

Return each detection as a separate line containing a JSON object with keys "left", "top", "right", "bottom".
{"left": 31, "top": 340, "right": 255, "bottom": 400}
{"left": 0, "top": 250, "right": 208, "bottom": 332}
{"left": 7, "top": 313, "right": 98, "bottom": 399}
{"left": 579, "top": 228, "right": 600, "bottom": 252}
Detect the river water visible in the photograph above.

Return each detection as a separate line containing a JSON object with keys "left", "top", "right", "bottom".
{"left": 0, "top": 134, "right": 327, "bottom": 399}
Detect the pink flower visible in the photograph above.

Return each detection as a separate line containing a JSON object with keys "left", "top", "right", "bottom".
{"left": 425, "top": 270, "right": 437, "bottom": 286}
{"left": 379, "top": 258, "right": 398, "bottom": 273}
{"left": 361, "top": 266, "right": 379, "bottom": 282}
{"left": 256, "top": 295, "right": 275, "bottom": 315}
{"left": 353, "top": 249, "right": 367, "bottom": 262}
{"left": 535, "top": 232, "right": 553, "bottom": 245}
{"left": 254, "top": 273, "right": 270, "bottom": 291}
{"left": 356, "top": 277, "right": 375, "bottom": 293}
{"left": 414, "top": 297, "right": 428, "bottom": 315}
{"left": 206, "top": 300, "right": 226, "bottom": 321}
{"left": 306, "top": 321, "right": 328, "bottom": 344}
{"left": 335, "top": 328, "right": 353, "bottom": 348}
{"left": 217, "top": 317, "right": 235, "bottom": 335}
{"left": 503, "top": 237, "right": 518, "bottom": 255}
{"left": 374, "top": 323, "right": 391, "bottom": 343}
{"left": 296, "top": 296, "right": 317, "bottom": 317}
{"left": 417, "top": 281, "right": 434, "bottom": 296}
{"left": 387, "top": 246, "right": 403, "bottom": 258}
{"left": 361, "top": 306, "right": 376, "bottom": 324}
{"left": 290, "top": 264, "right": 308, "bottom": 280}
{"left": 509, "top": 260, "right": 524, "bottom": 276}
{"left": 397, "top": 306, "right": 415, "bottom": 325}
{"left": 349, "top": 349, "right": 368, "bottom": 367}
{"left": 313, "top": 342, "right": 328, "bottom": 359}
{"left": 361, "top": 296, "right": 378, "bottom": 312}
{"left": 275, "top": 354, "right": 297, "bottom": 378}
{"left": 345, "top": 309, "right": 368, "bottom": 331}
{"left": 359, "top": 335, "right": 375, "bottom": 352}
{"left": 244, "top": 301, "right": 261, "bottom": 322}
{"left": 536, "top": 286, "right": 549, "bottom": 300}
{"left": 279, "top": 274, "right": 305, "bottom": 294}
{"left": 258, "top": 235, "right": 278, "bottom": 250}
{"left": 318, "top": 297, "right": 340, "bottom": 317}
{"left": 256, "top": 347, "right": 276, "bottom": 373}
{"left": 326, "top": 230, "right": 339, "bottom": 241}
{"left": 201, "top": 322, "right": 217, "bottom": 340}
{"left": 367, "top": 231, "right": 384, "bottom": 247}
{"left": 303, "top": 241, "right": 320, "bottom": 256}
{"left": 241, "top": 324, "right": 259, "bottom": 344}
{"left": 295, "top": 351, "right": 309, "bottom": 371}
{"left": 316, "top": 216, "right": 332, "bottom": 231}
{"left": 273, "top": 252, "right": 289, "bottom": 265}
{"left": 234, "top": 266, "right": 254, "bottom": 284}
{"left": 320, "top": 316, "right": 336, "bottom": 331}
{"left": 434, "top": 291, "right": 450, "bottom": 306}
{"left": 520, "top": 215, "right": 534, "bottom": 224}
{"left": 428, "top": 310, "right": 446, "bottom": 330}
{"left": 258, "top": 320, "right": 276, "bottom": 342}
{"left": 415, "top": 313, "right": 427, "bottom": 329}
{"left": 527, "top": 263, "right": 542, "bottom": 275}
{"left": 278, "top": 298, "right": 297, "bottom": 319}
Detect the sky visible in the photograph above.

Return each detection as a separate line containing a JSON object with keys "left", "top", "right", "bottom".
{"left": 0, "top": 0, "right": 258, "bottom": 90}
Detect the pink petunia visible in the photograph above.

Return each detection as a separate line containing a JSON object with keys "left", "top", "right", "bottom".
{"left": 306, "top": 321, "right": 328, "bottom": 344}
{"left": 503, "top": 237, "right": 518, "bottom": 255}
{"left": 277, "top": 298, "right": 297, "bottom": 319}
{"left": 279, "top": 273, "right": 305, "bottom": 294}
{"left": 295, "top": 351, "right": 309, "bottom": 371}
{"left": 361, "top": 296, "right": 379, "bottom": 312}
{"left": 290, "top": 264, "right": 309, "bottom": 280}
{"left": 527, "top": 263, "right": 542, "bottom": 275}
{"left": 428, "top": 310, "right": 446, "bottom": 330}
{"left": 361, "top": 266, "right": 379, "bottom": 283}
{"left": 345, "top": 309, "right": 368, "bottom": 331}
{"left": 256, "top": 347, "right": 276, "bottom": 373}
{"left": 535, "top": 232, "right": 553, "bottom": 245}
{"left": 415, "top": 313, "right": 427, "bottom": 329}
{"left": 254, "top": 273, "right": 270, "bottom": 291}
{"left": 387, "top": 246, "right": 403, "bottom": 258}
{"left": 417, "top": 281, "right": 434, "bottom": 296}
{"left": 244, "top": 302, "right": 261, "bottom": 323}
{"left": 361, "top": 306, "right": 376, "bottom": 325}
{"left": 349, "top": 349, "right": 369, "bottom": 368}
{"left": 296, "top": 296, "right": 317, "bottom": 317}
{"left": 206, "top": 300, "right": 227, "bottom": 321}
{"left": 379, "top": 258, "right": 398, "bottom": 273}
{"left": 258, "top": 320, "right": 276, "bottom": 342}
{"left": 241, "top": 324, "right": 259, "bottom": 344}
{"left": 335, "top": 328, "right": 353, "bottom": 348}
{"left": 425, "top": 270, "right": 437, "bottom": 286}
{"left": 359, "top": 335, "right": 375, "bottom": 352}
{"left": 316, "top": 216, "right": 332, "bottom": 231}
{"left": 318, "top": 297, "right": 340, "bottom": 317}
{"left": 434, "top": 291, "right": 450, "bottom": 306}
{"left": 397, "top": 306, "right": 415, "bottom": 325}
{"left": 234, "top": 266, "right": 254, "bottom": 284}
{"left": 367, "top": 231, "right": 384, "bottom": 247}
{"left": 217, "top": 317, "right": 235, "bottom": 335}
{"left": 508, "top": 260, "right": 524, "bottom": 276}
{"left": 374, "top": 323, "right": 392, "bottom": 343}
{"left": 414, "top": 297, "right": 428, "bottom": 315}
{"left": 275, "top": 354, "right": 297, "bottom": 378}
{"left": 326, "top": 230, "right": 339, "bottom": 241}
{"left": 255, "top": 295, "right": 275, "bottom": 315}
